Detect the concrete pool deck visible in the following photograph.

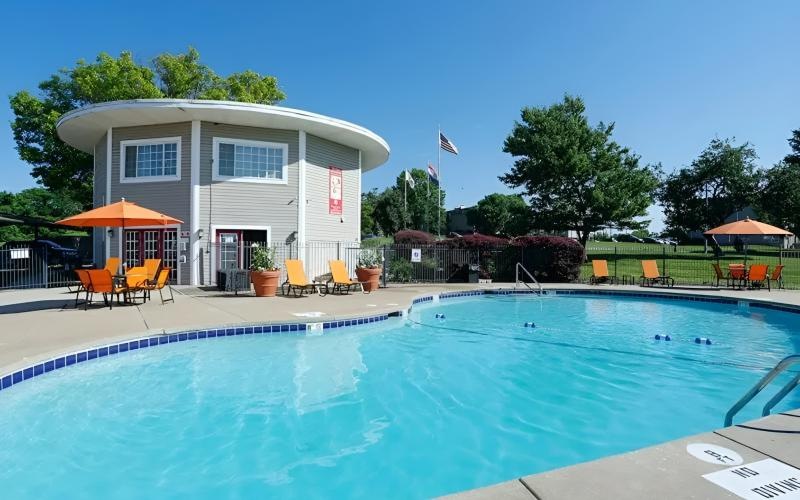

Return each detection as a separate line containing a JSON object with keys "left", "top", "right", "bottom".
{"left": 2, "top": 282, "right": 800, "bottom": 499}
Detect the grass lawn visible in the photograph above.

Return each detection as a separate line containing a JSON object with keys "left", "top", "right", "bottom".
{"left": 581, "top": 242, "right": 800, "bottom": 288}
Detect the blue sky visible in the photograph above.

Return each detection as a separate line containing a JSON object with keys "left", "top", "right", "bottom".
{"left": 1, "top": 0, "right": 798, "bottom": 232}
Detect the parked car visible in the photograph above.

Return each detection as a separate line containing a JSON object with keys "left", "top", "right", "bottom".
{"left": 2, "top": 240, "right": 80, "bottom": 267}
{"left": 613, "top": 234, "right": 645, "bottom": 243}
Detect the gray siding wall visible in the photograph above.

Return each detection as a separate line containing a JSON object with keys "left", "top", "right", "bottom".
{"left": 108, "top": 122, "right": 192, "bottom": 283}
{"left": 198, "top": 122, "right": 299, "bottom": 283}
{"left": 92, "top": 133, "right": 107, "bottom": 265}
{"left": 305, "top": 134, "right": 360, "bottom": 242}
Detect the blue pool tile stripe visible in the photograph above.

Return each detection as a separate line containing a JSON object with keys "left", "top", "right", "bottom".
{"left": 0, "top": 311, "right": 395, "bottom": 393}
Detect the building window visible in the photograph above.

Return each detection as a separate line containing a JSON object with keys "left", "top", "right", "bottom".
{"left": 120, "top": 137, "right": 181, "bottom": 183}
{"left": 212, "top": 137, "right": 288, "bottom": 184}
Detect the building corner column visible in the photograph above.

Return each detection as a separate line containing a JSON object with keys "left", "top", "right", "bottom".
{"left": 357, "top": 150, "right": 362, "bottom": 242}
{"left": 298, "top": 130, "right": 307, "bottom": 262}
{"left": 190, "top": 120, "right": 201, "bottom": 285}
{"left": 105, "top": 128, "right": 112, "bottom": 262}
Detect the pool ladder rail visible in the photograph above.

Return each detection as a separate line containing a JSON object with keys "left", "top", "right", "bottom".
{"left": 724, "top": 354, "right": 800, "bottom": 427}
{"left": 514, "top": 262, "right": 543, "bottom": 294}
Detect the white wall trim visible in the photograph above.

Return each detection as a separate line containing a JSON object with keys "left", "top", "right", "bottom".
{"left": 298, "top": 130, "right": 307, "bottom": 263}
{"left": 211, "top": 136, "right": 289, "bottom": 185}
{"left": 119, "top": 136, "right": 182, "bottom": 184}
{"left": 190, "top": 121, "right": 201, "bottom": 285}
{"left": 105, "top": 128, "right": 112, "bottom": 261}
{"left": 357, "top": 149, "right": 362, "bottom": 241}
{"left": 209, "top": 224, "right": 272, "bottom": 285}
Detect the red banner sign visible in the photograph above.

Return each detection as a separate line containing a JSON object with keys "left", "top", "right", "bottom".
{"left": 329, "top": 166, "right": 343, "bottom": 215}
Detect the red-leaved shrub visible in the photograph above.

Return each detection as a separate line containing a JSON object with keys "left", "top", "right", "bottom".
{"left": 437, "top": 233, "right": 508, "bottom": 248}
{"left": 394, "top": 230, "right": 435, "bottom": 244}
{"left": 510, "top": 236, "right": 584, "bottom": 282}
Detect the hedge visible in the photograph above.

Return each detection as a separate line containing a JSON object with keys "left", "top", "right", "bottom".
{"left": 394, "top": 230, "right": 435, "bottom": 244}
{"left": 509, "top": 236, "right": 584, "bottom": 282}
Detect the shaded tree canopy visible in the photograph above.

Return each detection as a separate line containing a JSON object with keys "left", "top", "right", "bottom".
{"left": 0, "top": 188, "right": 83, "bottom": 241}
{"left": 10, "top": 47, "right": 286, "bottom": 209}
{"left": 758, "top": 128, "right": 800, "bottom": 234}
{"left": 467, "top": 193, "right": 531, "bottom": 236}
{"left": 658, "top": 138, "right": 761, "bottom": 238}
{"left": 501, "top": 95, "right": 658, "bottom": 247}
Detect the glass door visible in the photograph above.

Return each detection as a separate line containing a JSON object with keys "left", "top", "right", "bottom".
{"left": 218, "top": 231, "right": 241, "bottom": 270}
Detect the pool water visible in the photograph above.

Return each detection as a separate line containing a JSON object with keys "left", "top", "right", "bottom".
{"left": 0, "top": 294, "right": 799, "bottom": 498}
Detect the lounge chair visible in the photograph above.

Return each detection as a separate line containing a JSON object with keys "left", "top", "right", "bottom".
{"left": 104, "top": 257, "right": 121, "bottom": 275}
{"left": 770, "top": 265, "right": 784, "bottom": 290}
{"left": 125, "top": 266, "right": 150, "bottom": 303}
{"left": 84, "top": 269, "right": 128, "bottom": 309}
{"left": 640, "top": 260, "right": 674, "bottom": 287}
{"left": 142, "top": 268, "right": 174, "bottom": 304}
{"left": 712, "top": 263, "right": 736, "bottom": 288}
{"left": 143, "top": 259, "right": 162, "bottom": 299}
{"left": 328, "top": 260, "right": 368, "bottom": 294}
{"left": 590, "top": 260, "right": 614, "bottom": 284}
{"left": 746, "top": 264, "right": 769, "bottom": 290}
{"left": 282, "top": 260, "right": 326, "bottom": 297}
{"left": 74, "top": 269, "right": 92, "bottom": 308}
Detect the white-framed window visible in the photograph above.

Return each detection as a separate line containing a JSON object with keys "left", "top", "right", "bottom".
{"left": 120, "top": 137, "right": 182, "bottom": 183}
{"left": 212, "top": 137, "right": 288, "bottom": 184}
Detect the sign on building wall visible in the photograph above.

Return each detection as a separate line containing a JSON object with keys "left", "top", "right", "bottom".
{"left": 329, "top": 166, "right": 343, "bottom": 215}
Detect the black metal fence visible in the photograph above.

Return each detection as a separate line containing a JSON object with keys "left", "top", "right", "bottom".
{"left": 0, "top": 247, "right": 77, "bottom": 289}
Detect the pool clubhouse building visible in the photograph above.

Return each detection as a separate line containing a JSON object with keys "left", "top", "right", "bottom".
{"left": 56, "top": 99, "right": 390, "bottom": 286}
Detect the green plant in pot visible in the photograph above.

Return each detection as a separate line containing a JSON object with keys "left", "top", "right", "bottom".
{"left": 250, "top": 244, "right": 280, "bottom": 297}
{"left": 355, "top": 248, "right": 383, "bottom": 292}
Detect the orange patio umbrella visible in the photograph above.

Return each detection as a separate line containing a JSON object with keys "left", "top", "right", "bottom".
{"left": 704, "top": 217, "right": 793, "bottom": 237}
{"left": 704, "top": 217, "right": 793, "bottom": 264}
{"left": 56, "top": 198, "right": 183, "bottom": 229}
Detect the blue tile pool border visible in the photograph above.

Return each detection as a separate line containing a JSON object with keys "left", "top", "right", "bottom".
{"left": 3, "top": 287, "right": 800, "bottom": 395}
{"left": 0, "top": 312, "right": 392, "bottom": 394}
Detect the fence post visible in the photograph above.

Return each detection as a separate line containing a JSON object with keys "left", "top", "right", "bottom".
{"left": 381, "top": 245, "right": 387, "bottom": 288}
{"left": 662, "top": 245, "right": 667, "bottom": 277}
{"left": 614, "top": 246, "right": 618, "bottom": 280}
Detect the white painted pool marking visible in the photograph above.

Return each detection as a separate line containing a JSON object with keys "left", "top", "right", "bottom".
{"left": 703, "top": 459, "right": 800, "bottom": 499}
{"left": 293, "top": 312, "right": 326, "bottom": 317}
{"left": 687, "top": 443, "right": 743, "bottom": 465}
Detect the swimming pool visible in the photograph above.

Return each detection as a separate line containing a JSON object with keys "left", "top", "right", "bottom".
{"left": 0, "top": 292, "right": 798, "bottom": 498}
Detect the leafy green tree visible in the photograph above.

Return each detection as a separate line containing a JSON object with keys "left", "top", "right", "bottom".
{"left": 371, "top": 169, "right": 446, "bottom": 235}
{"left": 658, "top": 138, "right": 762, "bottom": 239}
{"left": 758, "top": 129, "right": 800, "bottom": 234}
{"left": 467, "top": 193, "right": 531, "bottom": 236}
{"left": 10, "top": 47, "right": 286, "bottom": 209}
{"left": 501, "top": 95, "right": 659, "bottom": 247}
{"left": 360, "top": 188, "right": 380, "bottom": 237}
{"left": 0, "top": 188, "right": 83, "bottom": 241}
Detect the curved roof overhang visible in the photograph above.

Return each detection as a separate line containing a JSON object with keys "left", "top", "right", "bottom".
{"left": 56, "top": 99, "right": 390, "bottom": 170}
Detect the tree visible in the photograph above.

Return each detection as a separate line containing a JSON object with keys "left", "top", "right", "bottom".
{"left": 10, "top": 47, "right": 286, "bottom": 209}
{"left": 758, "top": 129, "right": 800, "bottom": 234}
{"left": 371, "top": 169, "right": 446, "bottom": 235}
{"left": 501, "top": 95, "right": 659, "bottom": 247}
{"left": 467, "top": 193, "right": 531, "bottom": 236}
{"left": 658, "top": 138, "right": 761, "bottom": 239}
{"left": 0, "top": 188, "right": 83, "bottom": 241}
{"left": 360, "top": 189, "right": 381, "bottom": 237}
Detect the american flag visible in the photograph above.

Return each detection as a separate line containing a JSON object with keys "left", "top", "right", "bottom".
{"left": 427, "top": 163, "right": 439, "bottom": 185}
{"left": 439, "top": 132, "right": 459, "bottom": 155}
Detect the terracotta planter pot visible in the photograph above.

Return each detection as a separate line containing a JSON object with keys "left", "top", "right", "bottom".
{"left": 356, "top": 267, "right": 382, "bottom": 292}
{"left": 251, "top": 270, "right": 281, "bottom": 297}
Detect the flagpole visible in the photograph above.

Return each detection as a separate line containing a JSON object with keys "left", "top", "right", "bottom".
{"left": 403, "top": 170, "right": 407, "bottom": 229}
{"left": 437, "top": 125, "right": 442, "bottom": 238}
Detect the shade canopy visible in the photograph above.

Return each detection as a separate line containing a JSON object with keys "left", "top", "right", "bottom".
{"left": 704, "top": 217, "right": 793, "bottom": 236}
{"left": 56, "top": 199, "right": 183, "bottom": 228}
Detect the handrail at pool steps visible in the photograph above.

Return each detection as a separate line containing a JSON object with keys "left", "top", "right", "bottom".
{"left": 724, "top": 354, "right": 800, "bottom": 427}
{"left": 514, "top": 262, "right": 542, "bottom": 294}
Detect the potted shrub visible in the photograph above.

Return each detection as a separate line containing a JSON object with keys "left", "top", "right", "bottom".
{"left": 356, "top": 248, "right": 383, "bottom": 292}
{"left": 250, "top": 244, "right": 280, "bottom": 297}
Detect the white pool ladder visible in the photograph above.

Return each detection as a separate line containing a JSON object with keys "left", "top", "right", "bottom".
{"left": 514, "top": 262, "right": 542, "bottom": 294}
{"left": 724, "top": 354, "right": 800, "bottom": 427}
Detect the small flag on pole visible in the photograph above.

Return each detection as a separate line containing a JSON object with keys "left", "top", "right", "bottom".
{"left": 427, "top": 163, "right": 439, "bottom": 186}
{"left": 404, "top": 170, "right": 416, "bottom": 189}
{"left": 439, "top": 132, "right": 459, "bottom": 155}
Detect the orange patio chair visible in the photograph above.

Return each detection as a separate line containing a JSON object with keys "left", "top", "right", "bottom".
{"left": 74, "top": 269, "right": 93, "bottom": 308}
{"left": 144, "top": 259, "right": 161, "bottom": 282}
{"left": 125, "top": 266, "right": 150, "bottom": 303}
{"left": 328, "top": 260, "right": 367, "bottom": 294}
{"left": 590, "top": 260, "right": 614, "bottom": 284}
{"left": 746, "top": 264, "right": 770, "bottom": 290}
{"left": 84, "top": 269, "right": 128, "bottom": 310}
{"left": 142, "top": 268, "right": 174, "bottom": 304}
{"left": 769, "top": 264, "right": 784, "bottom": 290}
{"left": 282, "top": 260, "right": 326, "bottom": 297}
{"left": 104, "top": 257, "right": 121, "bottom": 275}
{"left": 640, "top": 260, "right": 674, "bottom": 287}
{"left": 712, "top": 263, "right": 736, "bottom": 288}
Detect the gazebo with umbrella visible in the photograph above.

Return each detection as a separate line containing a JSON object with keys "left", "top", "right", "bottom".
{"left": 56, "top": 199, "right": 183, "bottom": 271}
{"left": 704, "top": 217, "right": 793, "bottom": 264}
